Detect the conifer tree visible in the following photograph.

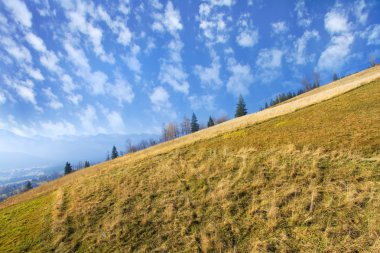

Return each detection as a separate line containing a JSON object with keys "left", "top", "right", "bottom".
{"left": 207, "top": 116, "right": 214, "bottom": 127}
{"left": 64, "top": 162, "right": 73, "bottom": 175}
{"left": 191, "top": 113, "right": 199, "bottom": 133}
{"left": 25, "top": 181, "right": 32, "bottom": 190}
{"left": 106, "top": 152, "right": 110, "bottom": 161}
{"left": 332, "top": 73, "right": 339, "bottom": 81}
{"left": 111, "top": 146, "right": 118, "bottom": 159}
{"left": 84, "top": 161, "right": 90, "bottom": 168}
{"left": 235, "top": 95, "right": 247, "bottom": 118}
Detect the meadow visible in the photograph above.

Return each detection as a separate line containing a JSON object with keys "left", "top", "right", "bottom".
{"left": 0, "top": 66, "right": 379, "bottom": 252}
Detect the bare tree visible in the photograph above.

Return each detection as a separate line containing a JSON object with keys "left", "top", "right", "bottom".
{"left": 167, "top": 122, "right": 179, "bottom": 140}
{"left": 126, "top": 138, "right": 138, "bottom": 153}
{"left": 149, "top": 138, "right": 158, "bottom": 146}
{"left": 76, "top": 161, "right": 83, "bottom": 170}
{"left": 137, "top": 140, "right": 149, "bottom": 150}
{"left": 161, "top": 122, "right": 179, "bottom": 141}
{"left": 312, "top": 71, "right": 320, "bottom": 88}
{"left": 215, "top": 115, "right": 229, "bottom": 124}
{"left": 301, "top": 76, "right": 312, "bottom": 92}
{"left": 370, "top": 55, "right": 376, "bottom": 67}
{"left": 180, "top": 116, "right": 191, "bottom": 136}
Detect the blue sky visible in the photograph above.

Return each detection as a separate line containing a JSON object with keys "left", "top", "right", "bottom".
{"left": 0, "top": 0, "right": 379, "bottom": 140}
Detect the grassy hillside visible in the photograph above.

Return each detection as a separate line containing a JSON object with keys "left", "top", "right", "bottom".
{"left": 1, "top": 75, "right": 379, "bottom": 252}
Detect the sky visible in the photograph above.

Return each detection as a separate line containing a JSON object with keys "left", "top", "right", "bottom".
{"left": 0, "top": 0, "right": 379, "bottom": 170}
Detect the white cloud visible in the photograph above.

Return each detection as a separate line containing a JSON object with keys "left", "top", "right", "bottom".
{"left": 43, "top": 87, "right": 63, "bottom": 109}
{"left": 256, "top": 48, "right": 283, "bottom": 68}
{"left": 59, "top": 74, "right": 82, "bottom": 105}
{"left": 237, "top": 30, "right": 258, "bottom": 47}
{"left": 106, "top": 111, "right": 126, "bottom": 134}
{"left": 61, "top": 74, "right": 76, "bottom": 94}
{"left": 227, "top": 58, "right": 254, "bottom": 96}
{"left": 236, "top": 13, "right": 259, "bottom": 47}
{"left": 318, "top": 6, "right": 355, "bottom": 72}
{"left": 189, "top": 95, "right": 215, "bottom": 111}
{"left": 364, "top": 24, "right": 380, "bottom": 45}
{"left": 64, "top": 40, "right": 90, "bottom": 72}
{"left": 16, "top": 84, "right": 37, "bottom": 105}
{"left": 256, "top": 48, "right": 283, "bottom": 83}
{"left": 0, "top": 91, "right": 6, "bottom": 104}
{"left": 159, "top": 62, "right": 189, "bottom": 94}
{"left": 353, "top": 0, "right": 368, "bottom": 25}
{"left": 1, "top": 0, "right": 33, "bottom": 28}
{"left": 1, "top": 37, "right": 32, "bottom": 63}
{"left": 198, "top": 3, "right": 231, "bottom": 44}
{"left": 293, "top": 30, "right": 319, "bottom": 65}
{"left": 25, "top": 66, "right": 44, "bottom": 81}
{"left": 152, "top": 1, "right": 183, "bottom": 36}
{"left": 78, "top": 105, "right": 102, "bottom": 135}
{"left": 324, "top": 10, "right": 350, "bottom": 34}
{"left": 25, "top": 33, "right": 64, "bottom": 76}
{"left": 150, "top": 0, "right": 163, "bottom": 10}
{"left": 163, "top": 1, "right": 183, "bottom": 35}
{"left": 109, "top": 77, "right": 134, "bottom": 105}
{"left": 209, "top": 0, "right": 235, "bottom": 7}
{"left": 117, "top": 23, "right": 132, "bottom": 46}
{"left": 40, "top": 51, "right": 61, "bottom": 74}
{"left": 3, "top": 77, "right": 36, "bottom": 105}
{"left": 88, "top": 71, "right": 108, "bottom": 95}
{"left": 40, "top": 121, "right": 77, "bottom": 138}
{"left": 150, "top": 86, "right": 171, "bottom": 111}
{"left": 294, "top": 0, "right": 311, "bottom": 27}
{"left": 158, "top": 32, "right": 189, "bottom": 94}
{"left": 318, "top": 34, "right": 354, "bottom": 71}
{"left": 25, "top": 32, "right": 47, "bottom": 53}
{"left": 194, "top": 51, "right": 222, "bottom": 89}
{"left": 271, "top": 21, "right": 288, "bottom": 34}
{"left": 36, "top": 0, "right": 56, "bottom": 17}
{"left": 95, "top": 5, "right": 132, "bottom": 46}
{"left": 67, "top": 94, "right": 82, "bottom": 105}
{"left": 86, "top": 24, "right": 114, "bottom": 63}
{"left": 64, "top": 2, "right": 114, "bottom": 63}
{"left": 123, "top": 44, "right": 141, "bottom": 77}
{"left": 145, "top": 37, "right": 156, "bottom": 54}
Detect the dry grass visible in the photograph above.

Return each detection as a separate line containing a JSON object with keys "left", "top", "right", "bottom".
{"left": 0, "top": 67, "right": 379, "bottom": 252}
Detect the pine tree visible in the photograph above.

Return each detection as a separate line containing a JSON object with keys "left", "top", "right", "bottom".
{"left": 106, "top": 152, "right": 110, "bottom": 161}
{"left": 64, "top": 162, "right": 73, "bottom": 175}
{"left": 235, "top": 95, "right": 247, "bottom": 118}
{"left": 191, "top": 113, "right": 199, "bottom": 133}
{"left": 111, "top": 146, "right": 118, "bottom": 159}
{"left": 84, "top": 161, "right": 90, "bottom": 168}
{"left": 332, "top": 73, "right": 339, "bottom": 81}
{"left": 25, "top": 181, "right": 32, "bottom": 190}
{"left": 207, "top": 116, "right": 214, "bottom": 127}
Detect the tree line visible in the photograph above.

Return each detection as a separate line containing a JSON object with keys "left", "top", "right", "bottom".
{"left": 98, "top": 95, "right": 248, "bottom": 162}
{"left": 61, "top": 67, "right": 374, "bottom": 177}
{"left": 261, "top": 71, "right": 343, "bottom": 110}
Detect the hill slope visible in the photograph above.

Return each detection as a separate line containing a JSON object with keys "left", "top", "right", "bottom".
{"left": 1, "top": 67, "right": 380, "bottom": 252}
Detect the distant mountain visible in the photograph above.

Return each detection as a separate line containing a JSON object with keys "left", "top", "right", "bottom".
{"left": 0, "top": 131, "right": 159, "bottom": 173}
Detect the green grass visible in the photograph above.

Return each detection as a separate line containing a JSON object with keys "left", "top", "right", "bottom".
{"left": 0, "top": 193, "right": 54, "bottom": 252}
{"left": 0, "top": 79, "right": 379, "bottom": 252}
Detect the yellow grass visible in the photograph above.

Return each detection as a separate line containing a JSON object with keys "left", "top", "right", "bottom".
{"left": 0, "top": 66, "right": 379, "bottom": 252}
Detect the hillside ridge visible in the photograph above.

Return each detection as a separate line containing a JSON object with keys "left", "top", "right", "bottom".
{"left": 1, "top": 65, "right": 380, "bottom": 210}
{"left": 0, "top": 67, "right": 379, "bottom": 252}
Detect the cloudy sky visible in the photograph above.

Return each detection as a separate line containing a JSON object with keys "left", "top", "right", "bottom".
{"left": 0, "top": 0, "right": 379, "bottom": 140}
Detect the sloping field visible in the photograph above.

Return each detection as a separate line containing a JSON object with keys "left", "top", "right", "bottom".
{"left": 0, "top": 67, "right": 379, "bottom": 252}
